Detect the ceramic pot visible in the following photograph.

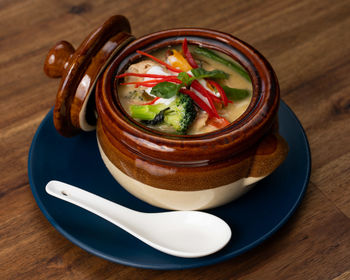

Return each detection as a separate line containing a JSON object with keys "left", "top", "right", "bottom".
{"left": 44, "top": 15, "right": 288, "bottom": 210}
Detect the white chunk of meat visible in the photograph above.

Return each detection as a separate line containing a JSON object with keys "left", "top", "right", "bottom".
{"left": 125, "top": 60, "right": 159, "bottom": 83}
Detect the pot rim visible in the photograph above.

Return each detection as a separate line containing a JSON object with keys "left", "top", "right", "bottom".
{"left": 96, "top": 28, "right": 279, "bottom": 163}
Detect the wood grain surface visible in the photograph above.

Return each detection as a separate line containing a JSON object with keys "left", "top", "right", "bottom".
{"left": 1, "top": 0, "right": 349, "bottom": 279}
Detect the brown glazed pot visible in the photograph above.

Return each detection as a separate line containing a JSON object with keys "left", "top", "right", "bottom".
{"left": 44, "top": 15, "right": 288, "bottom": 210}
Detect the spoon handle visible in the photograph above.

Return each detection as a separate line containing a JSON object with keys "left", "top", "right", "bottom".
{"left": 46, "top": 180, "right": 144, "bottom": 230}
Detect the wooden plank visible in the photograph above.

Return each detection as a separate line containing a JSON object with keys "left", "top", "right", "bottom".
{"left": 1, "top": 0, "right": 350, "bottom": 279}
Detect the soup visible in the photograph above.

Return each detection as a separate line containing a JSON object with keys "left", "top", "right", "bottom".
{"left": 116, "top": 39, "right": 252, "bottom": 135}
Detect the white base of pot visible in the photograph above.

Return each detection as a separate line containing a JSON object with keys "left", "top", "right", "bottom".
{"left": 98, "top": 140, "right": 264, "bottom": 210}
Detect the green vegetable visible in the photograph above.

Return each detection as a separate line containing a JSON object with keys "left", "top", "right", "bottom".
{"left": 190, "top": 68, "right": 228, "bottom": 80}
{"left": 129, "top": 93, "right": 196, "bottom": 134}
{"left": 222, "top": 86, "right": 250, "bottom": 101}
{"left": 141, "top": 108, "right": 169, "bottom": 125}
{"left": 150, "top": 82, "right": 182, "bottom": 99}
{"left": 164, "top": 93, "right": 197, "bottom": 134}
{"left": 194, "top": 47, "right": 251, "bottom": 81}
{"left": 130, "top": 104, "right": 168, "bottom": 120}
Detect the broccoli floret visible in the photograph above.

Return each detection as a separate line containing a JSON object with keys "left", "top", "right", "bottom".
{"left": 129, "top": 93, "right": 196, "bottom": 134}
{"left": 164, "top": 93, "right": 197, "bottom": 134}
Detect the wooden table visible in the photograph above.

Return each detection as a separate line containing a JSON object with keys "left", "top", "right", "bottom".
{"left": 1, "top": 0, "right": 349, "bottom": 279}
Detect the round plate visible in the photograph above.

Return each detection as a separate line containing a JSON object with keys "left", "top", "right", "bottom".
{"left": 28, "top": 101, "right": 310, "bottom": 270}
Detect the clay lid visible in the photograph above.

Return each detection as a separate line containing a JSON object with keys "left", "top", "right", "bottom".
{"left": 44, "top": 15, "right": 134, "bottom": 137}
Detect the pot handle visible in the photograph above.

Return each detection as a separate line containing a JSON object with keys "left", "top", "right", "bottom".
{"left": 249, "top": 130, "right": 289, "bottom": 178}
{"left": 44, "top": 41, "right": 75, "bottom": 78}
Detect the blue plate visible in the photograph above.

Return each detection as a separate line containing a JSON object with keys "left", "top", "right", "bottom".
{"left": 28, "top": 101, "right": 310, "bottom": 270}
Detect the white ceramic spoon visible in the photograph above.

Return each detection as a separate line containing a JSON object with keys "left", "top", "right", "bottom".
{"left": 46, "top": 180, "right": 231, "bottom": 258}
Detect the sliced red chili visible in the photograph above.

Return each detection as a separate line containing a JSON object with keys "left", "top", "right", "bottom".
{"left": 136, "top": 50, "right": 182, "bottom": 73}
{"left": 130, "top": 78, "right": 164, "bottom": 84}
{"left": 191, "top": 80, "right": 219, "bottom": 117}
{"left": 182, "top": 38, "right": 198, "bottom": 69}
{"left": 142, "top": 97, "right": 160, "bottom": 105}
{"left": 120, "top": 76, "right": 182, "bottom": 87}
{"left": 180, "top": 89, "right": 217, "bottom": 118}
{"left": 116, "top": 73, "right": 176, "bottom": 79}
{"left": 160, "top": 77, "right": 183, "bottom": 84}
{"left": 202, "top": 89, "right": 224, "bottom": 104}
{"left": 120, "top": 81, "right": 159, "bottom": 87}
{"left": 207, "top": 80, "right": 229, "bottom": 106}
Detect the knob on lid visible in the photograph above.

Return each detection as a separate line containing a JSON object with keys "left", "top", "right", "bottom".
{"left": 44, "top": 15, "right": 134, "bottom": 137}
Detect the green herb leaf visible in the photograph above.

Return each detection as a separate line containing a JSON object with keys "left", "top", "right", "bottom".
{"left": 177, "top": 72, "right": 194, "bottom": 86}
{"left": 150, "top": 82, "right": 182, "bottom": 98}
{"left": 191, "top": 68, "right": 228, "bottom": 80}
{"left": 222, "top": 86, "right": 250, "bottom": 101}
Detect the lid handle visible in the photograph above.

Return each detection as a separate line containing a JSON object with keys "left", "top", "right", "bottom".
{"left": 44, "top": 41, "right": 75, "bottom": 78}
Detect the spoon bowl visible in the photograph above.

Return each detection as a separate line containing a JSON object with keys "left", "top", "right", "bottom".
{"left": 46, "top": 180, "right": 231, "bottom": 258}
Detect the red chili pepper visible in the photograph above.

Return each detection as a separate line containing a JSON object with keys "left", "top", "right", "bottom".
{"left": 180, "top": 89, "right": 217, "bottom": 118}
{"left": 116, "top": 73, "right": 176, "bottom": 79}
{"left": 182, "top": 71, "right": 222, "bottom": 107}
{"left": 202, "top": 89, "right": 224, "bottom": 104}
{"left": 120, "top": 81, "right": 159, "bottom": 87}
{"left": 136, "top": 84, "right": 159, "bottom": 88}
{"left": 120, "top": 76, "right": 182, "bottom": 87}
{"left": 182, "top": 38, "right": 198, "bottom": 68}
{"left": 120, "top": 81, "right": 156, "bottom": 86}
{"left": 207, "top": 80, "right": 229, "bottom": 106}
{"left": 191, "top": 80, "right": 219, "bottom": 116}
{"left": 142, "top": 97, "right": 160, "bottom": 105}
{"left": 128, "top": 78, "right": 164, "bottom": 84}
{"left": 136, "top": 50, "right": 182, "bottom": 73}
{"left": 161, "top": 77, "right": 182, "bottom": 84}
